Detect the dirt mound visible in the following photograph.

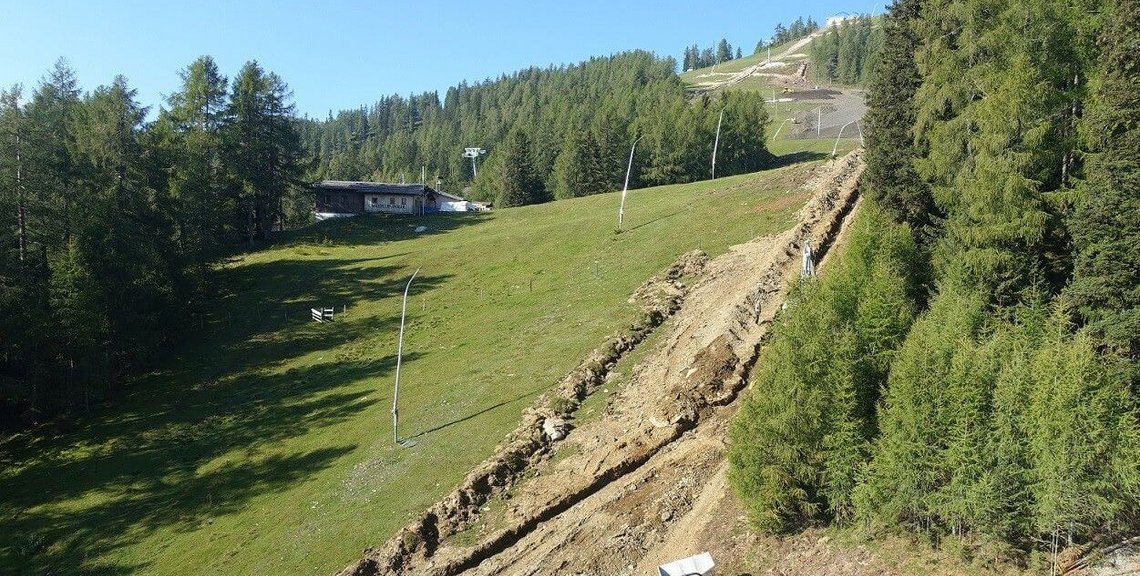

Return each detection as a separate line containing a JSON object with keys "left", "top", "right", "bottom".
{"left": 336, "top": 151, "right": 865, "bottom": 576}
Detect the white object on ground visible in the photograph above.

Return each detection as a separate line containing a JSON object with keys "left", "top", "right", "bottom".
{"left": 658, "top": 552, "right": 715, "bottom": 576}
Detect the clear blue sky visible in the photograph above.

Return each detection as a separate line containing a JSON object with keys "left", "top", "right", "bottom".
{"left": 1, "top": 0, "right": 885, "bottom": 119}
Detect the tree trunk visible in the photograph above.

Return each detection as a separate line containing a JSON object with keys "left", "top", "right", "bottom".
{"left": 16, "top": 129, "right": 26, "bottom": 262}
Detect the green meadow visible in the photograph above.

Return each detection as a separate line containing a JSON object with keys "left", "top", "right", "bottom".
{"left": 1, "top": 162, "right": 824, "bottom": 576}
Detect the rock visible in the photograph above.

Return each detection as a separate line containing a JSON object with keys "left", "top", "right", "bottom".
{"left": 659, "top": 509, "right": 673, "bottom": 522}
{"left": 542, "top": 417, "right": 570, "bottom": 441}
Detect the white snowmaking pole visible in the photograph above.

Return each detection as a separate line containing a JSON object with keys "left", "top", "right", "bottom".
{"left": 392, "top": 267, "right": 420, "bottom": 445}
{"left": 817, "top": 107, "right": 822, "bottom": 137}
{"left": 833, "top": 120, "right": 858, "bottom": 156}
{"left": 771, "top": 118, "right": 791, "bottom": 141}
{"left": 617, "top": 135, "right": 643, "bottom": 232}
{"left": 855, "top": 119, "right": 865, "bottom": 146}
{"left": 711, "top": 108, "right": 724, "bottom": 180}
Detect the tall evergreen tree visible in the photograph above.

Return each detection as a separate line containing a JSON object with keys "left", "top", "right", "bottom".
{"left": 158, "top": 56, "right": 229, "bottom": 269}
{"left": 1066, "top": 0, "right": 1140, "bottom": 356}
{"left": 716, "top": 39, "right": 733, "bottom": 63}
{"left": 862, "top": 0, "right": 934, "bottom": 239}
{"left": 224, "top": 61, "right": 304, "bottom": 244}
{"left": 493, "top": 128, "right": 545, "bottom": 207}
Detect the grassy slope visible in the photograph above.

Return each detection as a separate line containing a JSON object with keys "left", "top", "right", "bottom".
{"left": 0, "top": 163, "right": 823, "bottom": 576}
{"left": 679, "top": 35, "right": 863, "bottom": 159}
{"left": 678, "top": 36, "right": 809, "bottom": 84}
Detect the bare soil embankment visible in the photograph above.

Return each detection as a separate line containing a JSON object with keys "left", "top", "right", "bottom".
{"left": 337, "top": 150, "right": 865, "bottom": 576}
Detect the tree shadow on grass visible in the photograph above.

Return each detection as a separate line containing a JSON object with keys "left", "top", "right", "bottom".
{"left": 265, "top": 211, "right": 492, "bottom": 252}
{"left": 0, "top": 353, "right": 400, "bottom": 573}
{"left": 406, "top": 384, "right": 548, "bottom": 441}
{"left": 0, "top": 277, "right": 442, "bottom": 574}
{"left": 4, "top": 444, "right": 357, "bottom": 575}
{"left": 0, "top": 203, "right": 476, "bottom": 574}
{"left": 767, "top": 150, "right": 830, "bottom": 170}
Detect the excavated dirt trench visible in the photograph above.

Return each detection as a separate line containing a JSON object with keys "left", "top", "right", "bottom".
{"left": 338, "top": 150, "right": 865, "bottom": 576}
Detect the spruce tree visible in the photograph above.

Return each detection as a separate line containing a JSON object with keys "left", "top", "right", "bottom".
{"left": 1066, "top": 0, "right": 1140, "bottom": 356}
{"left": 862, "top": 0, "right": 934, "bottom": 239}
{"left": 494, "top": 128, "right": 545, "bottom": 207}
{"left": 716, "top": 39, "right": 732, "bottom": 63}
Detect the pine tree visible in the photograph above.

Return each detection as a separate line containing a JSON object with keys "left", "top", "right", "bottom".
{"left": 1066, "top": 0, "right": 1140, "bottom": 356}
{"left": 1026, "top": 313, "right": 1140, "bottom": 562}
{"left": 862, "top": 0, "right": 934, "bottom": 239}
{"left": 716, "top": 39, "right": 732, "bottom": 63}
{"left": 855, "top": 286, "right": 985, "bottom": 531}
{"left": 224, "top": 61, "right": 304, "bottom": 244}
{"left": 159, "top": 56, "right": 229, "bottom": 269}
{"left": 494, "top": 128, "right": 545, "bottom": 207}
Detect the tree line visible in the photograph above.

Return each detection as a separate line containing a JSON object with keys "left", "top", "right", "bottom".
{"left": 0, "top": 57, "right": 306, "bottom": 427}
{"left": 761, "top": 16, "right": 822, "bottom": 52}
{"left": 809, "top": 15, "right": 883, "bottom": 85}
{"left": 302, "top": 51, "right": 773, "bottom": 209}
{"left": 729, "top": 0, "right": 1138, "bottom": 570}
{"left": 681, "top": 15, "right": 823, "bottom": 72}
{"left": 682, "top": 39, "right": 743, "bottom": 71}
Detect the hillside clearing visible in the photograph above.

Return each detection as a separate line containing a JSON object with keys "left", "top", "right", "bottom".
{"left": 1, "top": 162, "right": 822, "bottom": 576}
{"left": 335, "top": 150, "right": 867, "bottom": 576}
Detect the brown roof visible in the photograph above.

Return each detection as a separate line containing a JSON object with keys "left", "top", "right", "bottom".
{"left": 312, "top": 181, "right": 427, "bottom": 196}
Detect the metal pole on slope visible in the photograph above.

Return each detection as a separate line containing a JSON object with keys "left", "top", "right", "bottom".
{"left": 833, "top": 120, "right": 858, "bottom": 156}
{"left": 771, "top": 118, "right": 792, "bottom": 141}
{"left": 618, "top": 135, "right": 643, "bottom": 232}
{"left": 392, "top": 267, "right": 420, "bottom": 445}
{"left": 711, "top": 108, "right": 725, "bottom": 180}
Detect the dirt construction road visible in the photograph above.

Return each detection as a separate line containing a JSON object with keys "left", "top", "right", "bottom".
{"left": 338, "top": 151, "right": 865, "bottom": 576}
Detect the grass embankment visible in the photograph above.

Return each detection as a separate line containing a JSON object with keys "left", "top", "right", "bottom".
{"left": 0, "top": 162, "right": 821, "bottom": 576}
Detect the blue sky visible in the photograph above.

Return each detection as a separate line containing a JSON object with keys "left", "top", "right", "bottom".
{"left": 1, "top": 0, "right": 885, "bottom": 119}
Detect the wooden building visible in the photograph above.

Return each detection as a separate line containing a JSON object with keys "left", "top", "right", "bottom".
{"left": 312, "top": 181, "right": 475, "bottom": 220}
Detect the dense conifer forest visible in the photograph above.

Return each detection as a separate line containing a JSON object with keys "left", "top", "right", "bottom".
{"left": 808, "top": 15, "right": 884, "bottom": 85}
{"left": 0, "top": 58, "right": 308, "bottom": 427}
{"left": 729, "top": 0, "right": 1139, "bottom": 570}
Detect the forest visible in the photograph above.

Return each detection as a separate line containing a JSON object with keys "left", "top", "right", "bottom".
{"left": 300, "top": 51, "right": 772, "bottom": 209}
{"left": 808, "top": 15, "right": 884, "bottom": 85}
{"left": 682, "top": 39, "right": 745, "bottom": 71}
{"left": 765, "top": 16, "right": 822, "bottom": 50}
{"left": 729, "top": 0, "right": 1139, "bottom": 571}
{"left": 0, "top": 57, "right": 308, "bottom": 427}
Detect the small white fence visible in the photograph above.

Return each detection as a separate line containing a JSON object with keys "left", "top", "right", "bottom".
{"left": 311, "top": 307, "right": 334, "bottom": 322}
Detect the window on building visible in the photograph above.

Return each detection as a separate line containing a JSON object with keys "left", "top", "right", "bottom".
{"left": 389, "top": 196, "right": 396, "bottom": 205}
{"left": 401, "top": 197, "right": 407, "bottom": 206}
